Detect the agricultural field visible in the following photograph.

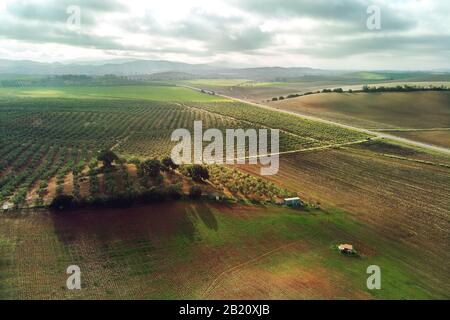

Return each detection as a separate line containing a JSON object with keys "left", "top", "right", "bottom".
{"left": 0, "top": 84, "right": 448, "bottom": 300}
{"left": 188, "top": 101, "right": 369, "bottom": 145}
{"left": 181, "top": 79, "right": 251, "bottom": 87}
{"left": 235, "top": 140, "right": 450, "bottom": 298}
{"left": 180, "top": 73, "right": 450, "bottom": 102}
{"left": 0, "top": 85, "right": 228, "bottom": 102}
{"left": 0, "top": 98, "right": 295, "bottom": 209}
{"left": 0, "top": 86, "right": 369, "bottom": 210}
{"left": 182, "top": 79, "right": 348, "bottom": 102}
{"left": 2, "top": 0, "right": 450, "bottom": 304}
{"left": 388, "top": 130, "right": 450, "bottom": 149}
{"left": 338, "top": 81, "right": 450, "bottom": 93}
{"left": 0, "top": 201, "right": 446, "bottom": 299}
{"left": 270, "top": 91, "right": 450, "bottom": 130}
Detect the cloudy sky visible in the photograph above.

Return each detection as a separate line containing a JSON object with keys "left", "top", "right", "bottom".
{"left": 0, "top": 0, "right": 449, "bottom": 69}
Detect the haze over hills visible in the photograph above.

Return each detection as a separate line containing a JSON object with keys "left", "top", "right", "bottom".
{"left": 0, "top": 58, "right": 339, "bottom": 80}
{"left": 0, "top": 59, "right": 449, "bottom": 83}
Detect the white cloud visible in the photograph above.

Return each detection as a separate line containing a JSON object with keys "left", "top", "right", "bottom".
{"left": 0, "top": 0, "right": 448, "bottom": 69}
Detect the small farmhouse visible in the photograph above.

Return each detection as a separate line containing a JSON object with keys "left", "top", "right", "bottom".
{"left": 284, "top": 197, "right": 303, "bottom": 207}
{"left": 200, "top": 89, "right": 216, "bottom": 95}
{"left": 338, "top": 244, "right": 355, "bottom": 255}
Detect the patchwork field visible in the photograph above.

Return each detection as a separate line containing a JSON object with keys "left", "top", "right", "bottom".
{"left": 182, "top": 79, "right": 357, "bottom": 102}
{"left": 0, "top": 201, "right": 445, "bottom": 299}
{"left": 181, "top": 75, "right": 450, "bottom": 102}
{"left": 1, "top": 84, "right": 449, "bottom": 300}
{"left": 0, "top": 88, "right": 369, "bottom": 209}
{"left": 0, "top": 85, "right": 228, "bottom": 102}
{"left": 270, "top": 92, "right": 450, "bottom": 130}
{"left": 389, "top": 130, "right": 450, "bottom": 149}
{"left": 188, "top": 101, "right": 369, "bottom": 144}
{"left": 235, "top": 141, "right": 450, "bottom": 298}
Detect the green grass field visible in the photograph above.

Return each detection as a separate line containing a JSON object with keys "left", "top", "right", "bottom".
{"left": 0, "top": 85, "right": 228, "bottom": 102}
{"left": 0, "top": 201, "right": 444, "bottom": 299}
{"left": 348, "top": 72, "right": 390, "bottom": 80}
{"left": 182, "top": 79, "right": 251, "bottom": 87}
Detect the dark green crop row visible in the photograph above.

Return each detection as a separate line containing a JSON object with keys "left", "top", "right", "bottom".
{"left": 1, "top": 96, "right": 369, "bottom": 208}
{"left": 189, "top": 101, "right": 370, "bottom": 144}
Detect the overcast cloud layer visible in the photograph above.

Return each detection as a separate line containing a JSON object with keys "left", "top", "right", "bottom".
{"left": 0, "top": 0, "right": 449, "bottom": 69}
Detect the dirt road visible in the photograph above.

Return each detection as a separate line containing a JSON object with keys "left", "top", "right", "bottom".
{"left": 181, "top": 85, "right": 450, "bottom": 155}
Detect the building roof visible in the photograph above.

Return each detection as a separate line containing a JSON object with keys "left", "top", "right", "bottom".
{"left": 338, "top": 244, "right": 354, "bottom": 251}
{"left": 284, "top": 197, "right": 301, "bottom": 201}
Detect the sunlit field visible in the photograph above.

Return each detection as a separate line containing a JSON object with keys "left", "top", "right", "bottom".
{"left": 0, "top": 85, "right": 229, "bottom": 102}
{"left": 1, "top": 0, "right": 450, "bottom": 304}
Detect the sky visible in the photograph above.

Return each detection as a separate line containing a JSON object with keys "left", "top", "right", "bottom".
{"left": 0, "top": 0, "right": 449, "bottom": 69}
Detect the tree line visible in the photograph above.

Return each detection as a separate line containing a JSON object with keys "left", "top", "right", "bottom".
{"left": 270, "top": 84, "right": 450, "bottom": 101}
{"left": 49, "top": 150, "right": 210, "bottom": 211}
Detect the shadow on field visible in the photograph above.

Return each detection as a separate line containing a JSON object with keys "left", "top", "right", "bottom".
{"left": 194, "top": 205, "right": 218, "bottom": 231}
{"left": 178, "top": 212, "right": 197, "bottom": 241}
{"left": 50, "top": 202, "right": 204, "bottom": 246}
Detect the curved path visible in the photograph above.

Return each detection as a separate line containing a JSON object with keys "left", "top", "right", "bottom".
{"left": 181, "top": 85, "right": 450, "bottom": 155}
{"left": 201, "top": 241, "right": 300, "bottom": 298}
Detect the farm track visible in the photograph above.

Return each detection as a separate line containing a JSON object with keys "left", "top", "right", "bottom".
{"left": 181, "top": 85, "right": 450, "bottom": 155}
{"left": 239, "top": 139, "right": 371, "bottom": 161}
{"left": 371, "top": 127, "right": 450, "bottom": 132}
{"left": 379, "top": 153, "right": 450, "bottom": 168}
{"left": 201, "top": 240, "right": 301, "bottom": 298}
{"left": 178, "top": 102, "right": 371, "bottom": 159}
{"left": 111, "top": 134, "right": 132, "bottom": 151}
{"left": 179, "top": 102, "right": 318, "bottom": 143}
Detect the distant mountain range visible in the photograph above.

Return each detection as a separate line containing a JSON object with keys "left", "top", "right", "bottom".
{"left": 0, "top": 59, "right": 332, "bottom": 80}
{"left": 1, "top": 59, "right": 448, "bottom": 82}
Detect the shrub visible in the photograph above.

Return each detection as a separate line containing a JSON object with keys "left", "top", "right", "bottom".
{"left": 166, "top": 183, "right": 182, "bottom": 199}
{"left": 109, "top": 193, "right": 133, "bottom": 208}
{"left": 182, "top": 164, "right": 209, "bottom": 182}
{"left": 161, "top": 156, "right": 178, "bottom": 170}
{"left": 56, "top": 184, "right": 64, "bottom": 196}
{"left": 128, "top": 157, "right": 141, "bottom": 166}
{"left": 49, "top": 195, "right": 75, "bottom": 211}
{"left": 140, "top": 159, "right": 161, "bottom": 177}
{"left": 86, "top": 195, "right": 107, "bottom": 207}
{"left": 140, "top": 186, "right": 166, "bottom": 202}
{"left": 189, "top": 185, "right": 202, "bottom": 199}
{"left": 97, "top": 149, "right": 119, "bottom": 168}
